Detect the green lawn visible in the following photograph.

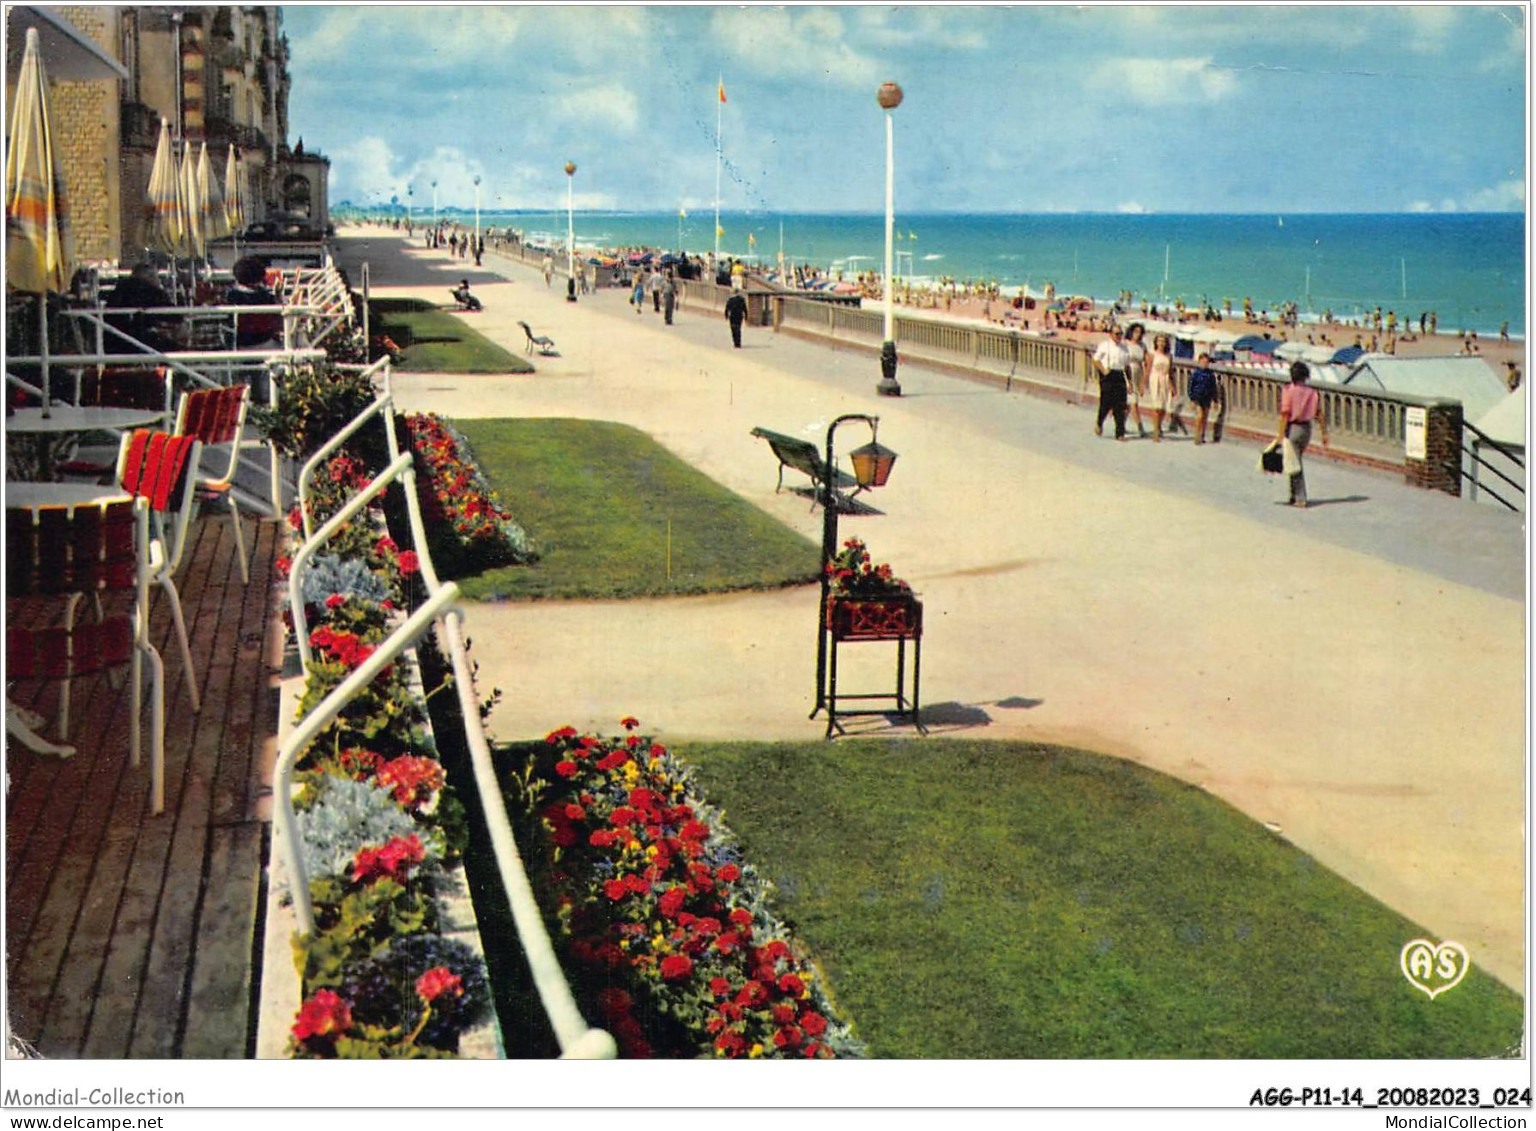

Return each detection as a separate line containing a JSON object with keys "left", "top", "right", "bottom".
{"left": 370, "top": 297, "right": 532, "bottom": 373}
{"left": 678, "top": 739, "right": 1523, "bottom": 1059}
{"left": 450, "top": 418, "right": 820, "bottom": 601}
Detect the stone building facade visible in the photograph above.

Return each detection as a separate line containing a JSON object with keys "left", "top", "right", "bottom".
{"left": 12, "top": 5, "right": 329, "bottom": 266}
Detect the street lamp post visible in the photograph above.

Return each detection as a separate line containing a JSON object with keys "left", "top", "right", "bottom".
{"left": 431, "top": 179, "right": 438, "bottom": 223}
{"left": 406, "top": 185, "right": 413, "bottom": 227}
{"left": 876, "top": 81, "right": 903, "bottom": 397}
{"left": 473, "top": 174, "right": 482, "bottom": 247}
{"left": 565, "top": 161, "right": 578, "bottom": 302}
{"left": 810, "top": 414, "right": 899, "bottom": 721}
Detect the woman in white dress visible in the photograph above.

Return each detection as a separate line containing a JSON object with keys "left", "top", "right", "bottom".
{"left": 1147, "top": 334, "right": 1176, "bottom": 441}
{"left": 1124, "top": 322, "right": 1149, "bottom": 438}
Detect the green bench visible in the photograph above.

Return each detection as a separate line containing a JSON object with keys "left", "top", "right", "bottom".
{"left": 750, "top": 426, "right": 830, "bottom": 496}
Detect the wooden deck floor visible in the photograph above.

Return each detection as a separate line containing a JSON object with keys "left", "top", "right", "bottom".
{"left": 6, "top": 512, "right": 285, "bottom": 1058}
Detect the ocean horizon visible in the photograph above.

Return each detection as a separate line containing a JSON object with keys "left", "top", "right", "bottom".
{"left": 376, "top": 209, "right": 1526, "bottom": 337}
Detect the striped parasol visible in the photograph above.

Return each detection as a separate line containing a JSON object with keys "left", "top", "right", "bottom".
{"left": 5, "top": 27, "right": 74, "bottom": 294}
{"left": 196, "top": 141, "right": 229, "bottom": 244}
{"left": 6, "top": 26, "right": 74, "bottom": 412}
{"left": 180, "top": 141, "right": 203, "bottom": 259}
{"left": 223, "top": 145, "right": 245, "bottom": 233}
{"left": 144, "top": 118, "right": 187, "bottom": 257}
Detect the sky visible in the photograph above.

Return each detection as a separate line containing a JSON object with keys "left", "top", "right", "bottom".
{"left": 283, "top": 3, "right": 1528, "bottom": 216}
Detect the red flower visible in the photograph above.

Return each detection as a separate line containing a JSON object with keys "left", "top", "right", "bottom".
{"left": 564, "top": 803, "right": 586, "bottom": 821}
{"left": 603, "top": 879, "right": 628, "bottom": 901}
{"left": 351, "top": 834, "right": 425, "bottom": 885}
{"left": 778, "top": 973, "right": 806, "bottom": 996}
{"left": 800, "top": 1010, "right": 828, "bottom": 1036}
{"left": 415, "top": 966, "right": 464, "bottom": 1004}
{"left": 659, "top": 954, "right": 693, "bottom": 981}
{"left": 771, "top": 1003, "right": 797, "bottom": 1026}
{"left": 554, "top": 760, "right": 578, "bottom": 779}
{"left": 620, "top": 716, "right": 640, "bottom": 730}
{"left": 658, "top": 887, "right": 688, "bottom": 919}
{"left": 728, "top": 907, "right": 753, "bottom": 927}
{"left": 545, "top": 725, "right": 578, "bottom": 744}
{"left": 709, "top": 976, "right": 731, "bottom": 998}
{"left": 735, "top": 980, "right": 768, "bottom": 1007}
{"left": 773, "top": 1025, "right": 802, "bottom": 1049}
{"left": 375, "top": 535, "right": 398, "bottom": 555}
{"left": 397, "top": 550, "right": 420, "bottom": 576}
{"left": 589, "top": 829, "right": 615, "bottom": 848}
{"left": 717, "top": 863, "right": 742, "bottom": 883}
{"left": 679, "top": 820, "right": 710, "bottom": 842}
{"left": 324, "top": 593, "right": 346, "bottom": 609}
{"left": 623, "top": 872, "right": 649, "bottom": 894}
{"left": 292, "top": 989, "right": 352, "bottom": 1044}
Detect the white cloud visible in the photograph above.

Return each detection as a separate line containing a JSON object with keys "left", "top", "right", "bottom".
{"left": 1402, "top": 7, "right": 1458, "bottom": 53}
{"left": 1462, "top": 179, "right": 1526, "bottom": 211}
{"left": 551, "top": 83, "right": 640, "bottom": 133}
{"left": 710, "top": 8, "right": 879, "bottom": 87}
{"left": 853, "top": 8, "right": 985, "bottom": 49}
{"left": 1090, "top": 57, "right": 1238, "bottom": 105}
{"left": 329, "top": 136, "right": 401, "bottom": 202}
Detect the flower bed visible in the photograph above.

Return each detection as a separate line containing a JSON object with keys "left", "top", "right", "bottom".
{"left": 505, "top": 720, "right": 864, "bottom": 1059}
{"left": 403, "top": 413, "right": 537, "bottom": 576}
{"left": 266, "top": 363, "right": 493, "bottom": 1058}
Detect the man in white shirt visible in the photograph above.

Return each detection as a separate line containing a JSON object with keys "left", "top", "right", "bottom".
{"left": 1091, "top": 325, "right": 1131, "bottom": 440}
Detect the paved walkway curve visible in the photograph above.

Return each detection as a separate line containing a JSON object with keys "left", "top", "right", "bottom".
{"left": 338, "top": 229, "right": 1526, "bottom": 994}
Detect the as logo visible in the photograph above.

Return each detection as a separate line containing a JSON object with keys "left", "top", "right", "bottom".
{"left": 1399, "top": 938, "right": 1469, "bottom": 1000}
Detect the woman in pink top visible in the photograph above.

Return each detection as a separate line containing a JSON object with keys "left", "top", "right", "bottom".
{"left": 1276, "top": 361, "right": 1330, "bottom": 507}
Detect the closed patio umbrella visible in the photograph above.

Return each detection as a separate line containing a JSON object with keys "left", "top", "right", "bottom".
{"left": 223, "top": 146, "right": 244, "bottom": 233}
{"left": 144, "top": 118, "right": 187, "bottom": 260}
{"left": 5, "top": 26, "right": 74, "bottom": 412}
{"left": 196, "top": 141, "right": 228, "bottom": 246}
{"left": 180, "top": 142, "right": 203, "bottom": 261}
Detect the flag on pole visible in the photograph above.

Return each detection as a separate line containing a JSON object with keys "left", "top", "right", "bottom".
{"left": 908, "top": 230, "right": 916, "bottom": 241}
{"left": 718, "top": 80, "right": 727, "bottom": 103}
{"left": 716, "top": 224, "right": 725, "bottom": 238}
{"left": 748, "top": 232, "right": 756, "bottom": 246}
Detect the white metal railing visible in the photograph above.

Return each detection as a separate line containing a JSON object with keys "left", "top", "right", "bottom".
{"left": 295, "top": 357, "right": 397, "bottom": 540}
{"left": 279, "top": 369, "right": 615, "bottom": 1058}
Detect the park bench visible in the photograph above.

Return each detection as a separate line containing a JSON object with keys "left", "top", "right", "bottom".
{"left": 750, "top": 426, "right": 830, "bottom": 496}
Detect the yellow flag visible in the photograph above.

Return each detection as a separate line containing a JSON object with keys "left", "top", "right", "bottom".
{"left": 716, "top": 224, "right": 725, "bottom": 238}
{"left": 748, "top": 233, "right": 756, "bottom": 246}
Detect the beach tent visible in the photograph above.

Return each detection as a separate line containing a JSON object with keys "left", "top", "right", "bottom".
{"left": 1342, "top": 356, "right": 1510, "bottom": 423}
{"left": 1471, "top": 385, "right": 1525, "bottom": 448}
{"left": 1329, "top": 345, "right": 1366, "bottom": 366}
{"left": 1233, "top": 334, "right": 1282, "bottom": 354}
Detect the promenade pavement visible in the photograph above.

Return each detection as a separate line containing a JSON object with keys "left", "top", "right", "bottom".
{"left": 337, "top": 229, "right": 1527, "bottom": 993}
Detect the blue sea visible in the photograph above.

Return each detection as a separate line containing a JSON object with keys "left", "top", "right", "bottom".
{"left": 448, "top": 211, "right": 1525, "bottom": 337}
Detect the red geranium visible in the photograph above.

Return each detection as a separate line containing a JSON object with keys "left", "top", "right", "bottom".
{"left": 292, "top": 989, "right": 352, "bottom": 1045}
{"left": 416, "top": 966, "right": 464, "bottom": 1004}
{"left": 659, "top": 954, "right": 693, "bottom": 981}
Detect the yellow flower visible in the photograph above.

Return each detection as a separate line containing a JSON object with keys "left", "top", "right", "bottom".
{"left": 645, "top": 845, "right": 659, "bottom": 860}
{"left": 628, "top": 838, "right": 641, "bottom": 852}
{"left": 653, "top": 934, "right": 666, "bottom": 950}
{"left": 749, "top": 1044, "right": 764, "bottom": 1058}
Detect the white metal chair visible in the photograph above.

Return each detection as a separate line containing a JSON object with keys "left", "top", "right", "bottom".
{"left": 114, "top": 429, "right": 204, "bottom": 713}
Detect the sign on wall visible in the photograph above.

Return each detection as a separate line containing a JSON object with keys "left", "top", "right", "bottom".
{"left": 1405, "top": 406, "right": 1427, "bottom": 460}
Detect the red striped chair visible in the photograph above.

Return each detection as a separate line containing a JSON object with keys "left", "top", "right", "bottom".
{"left": 6, "top": 498, "right": 166, "bottom": 813}
{"left": 173, "top": 385, "right": 253, "bottom": 584}
{"left": 114, "top": 430, "right": 204, "bottom": 713}
{"left": 57, "top": 367, "right": 171, "bottom": 481}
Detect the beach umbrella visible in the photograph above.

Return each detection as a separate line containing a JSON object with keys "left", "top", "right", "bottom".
{"left": 144, "top": 118, "right": 187, "bottom": 258}
{"left": 223, "top": 146, "right": 245, "bottom": 233}
{"left": 5, "top": 26, "right": 75, "bottom": 411}
{"left": 1329, "top": 345, "right": 1365, "bottom": 366}
{"left": 196, "top": 141, "right": 229, "bottom": 245}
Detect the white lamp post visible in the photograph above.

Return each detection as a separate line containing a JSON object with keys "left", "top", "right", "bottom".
{"left": 565, "top": 161, "right": 578, "bottom": 302}
{"left": 431, "top": 179, "right": 438, "bottom": 223}
{"left": 877, "top": 81, "right": 903, "bottom": 397}
{"left": 473, "top": 175, "right": 482, "bottom": 246}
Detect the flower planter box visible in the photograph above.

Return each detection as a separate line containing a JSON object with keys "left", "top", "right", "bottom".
{"left": 827, "top": 595, "right": 922, "bottom": 641}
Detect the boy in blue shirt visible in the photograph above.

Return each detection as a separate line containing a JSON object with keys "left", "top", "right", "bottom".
{"left": 1187, "top": 352, "right": 1223, "bottom": 444}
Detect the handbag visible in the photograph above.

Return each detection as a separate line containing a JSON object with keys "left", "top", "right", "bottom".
{"left": 1259, "top": 442, "right": 1284, "bottom": 474}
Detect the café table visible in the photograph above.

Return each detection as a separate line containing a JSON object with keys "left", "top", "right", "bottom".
{"left": 6, "top": 404, "right": 168, "bottom": 480}
{"left": 5, "top": 483, "right": 138, "bottom": 759}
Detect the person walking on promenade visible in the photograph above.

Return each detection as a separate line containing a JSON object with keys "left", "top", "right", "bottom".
{"left": 1146, "top": 333, "right": 1177, "bottom": 441}
{"left": 542, "top": 254, "right": 554, "bottom": 288}
{"left": 1091, "top": 325, "right": 1131, "bottom": 440}
{"left": 1124, "top": 322, "right": 1150, "bottom": 438}
{"left": 663, "top": 271, "right": 678, "bottom": 325}
{"left": 649, "top": 266, "right": 664, "bottom": 313}
{"left": 1276, "top": 360, "right": 1328, "bottom": 508}
{"left": 1187, "top": 351, "right": 1223, "bottom": 444}
{"left": 724, "top": 287, "right": 748, "bottom": 348}
{"left": 631, "top": 270, "right": 645, "bottom": 313}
